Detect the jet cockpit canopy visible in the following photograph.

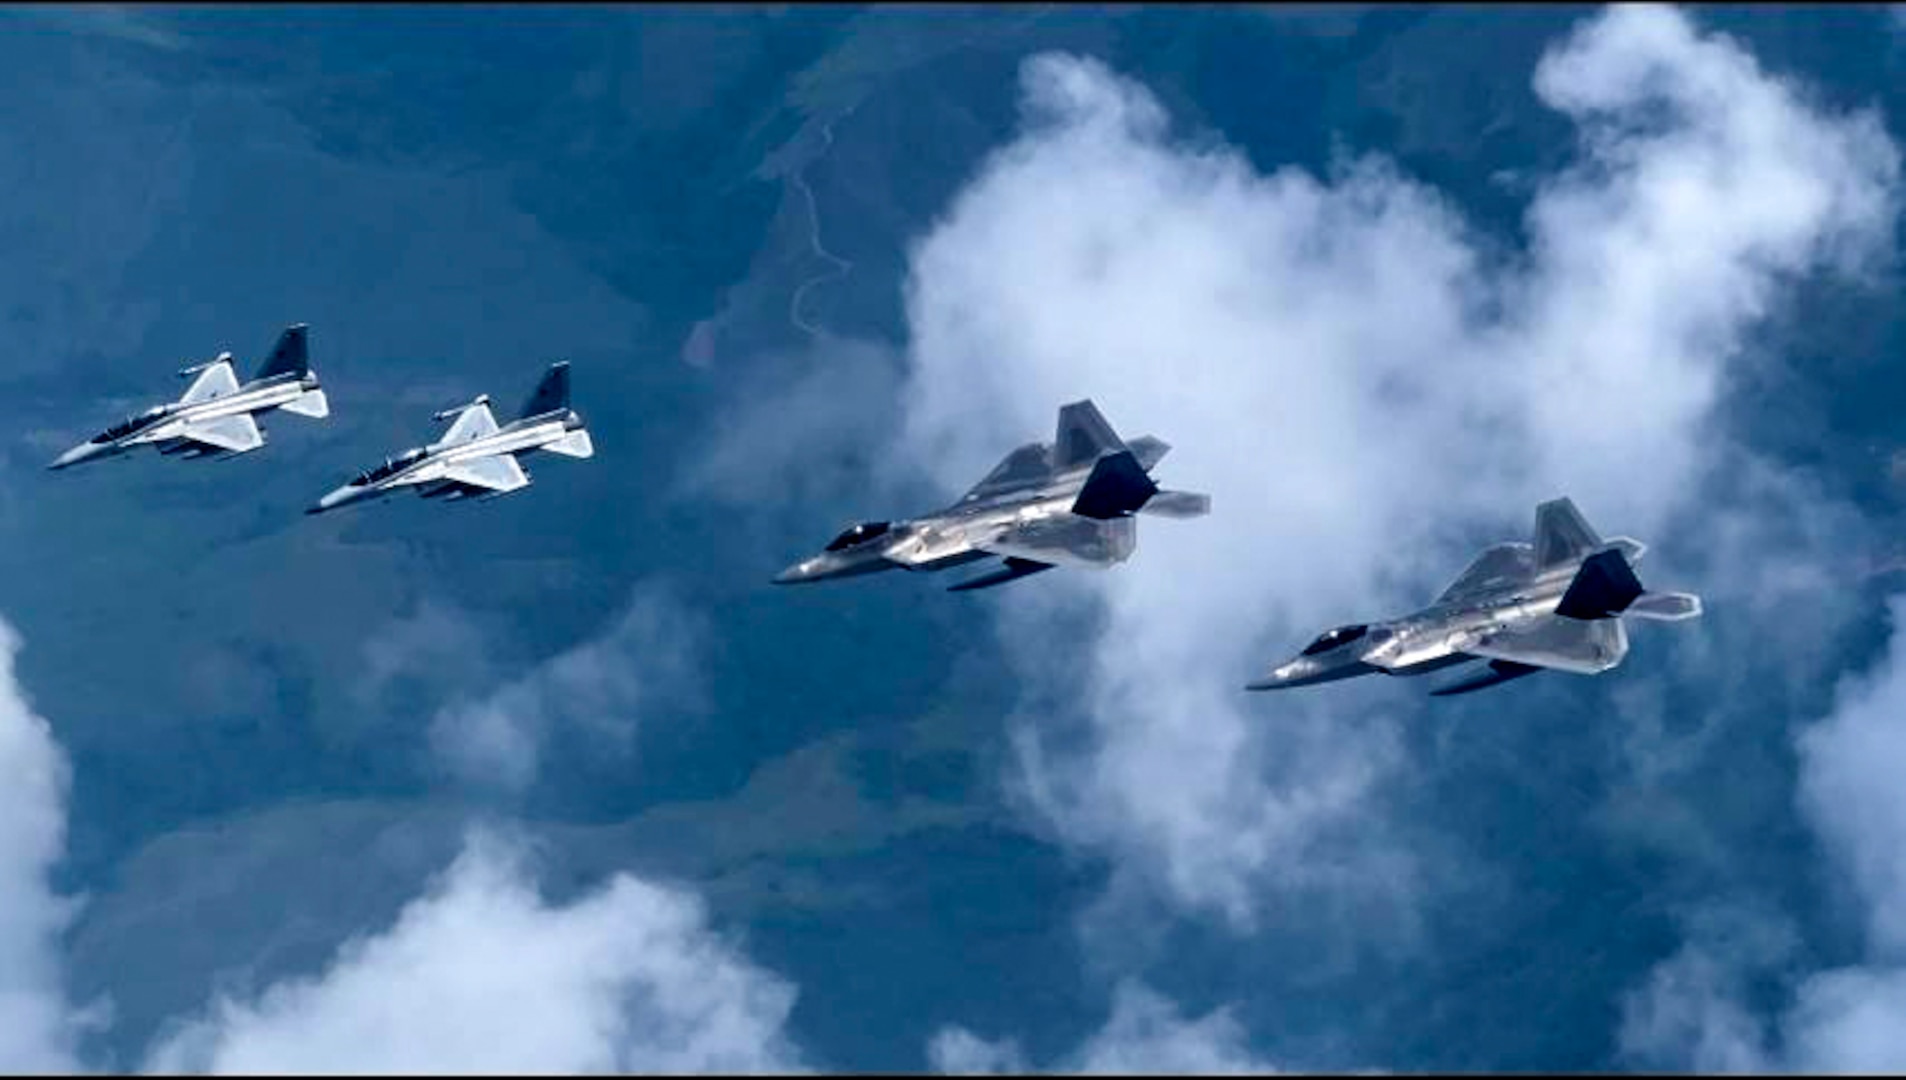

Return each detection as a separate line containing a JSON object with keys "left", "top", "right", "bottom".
{"left": 1300, "top": 624, "right": 1370, "bottom": 656}
{"left": 824, "top": 521, "right": 892, "bottom": 552}
{"left": 355, "top": 447, "right": 428, "bottom": 486}
{"left": 95, "top": 406, "right": 167, "bottom": 443}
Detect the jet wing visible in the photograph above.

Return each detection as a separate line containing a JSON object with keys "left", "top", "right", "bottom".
{"left": 1436, "top": 543, "right": 1536, "bottom": 605}
{"left": 433, "top": 402, "right": 500, "bottom": 449}
{"left": 958, "top": 443, "right": 1051, "bottom": 505}
{"left": 1465, "top": 616, "right": 1629, "bottom": 675}
{"left": 179, "top": 362, "right": 240, "bottom": 405}
{"left": 441, "top": 453, "right": 529, "bottom": 494}
{"left": 177, "top": 413, "right": 264, "bottom": 454}
{"left": 979, "top": 515, "right": 1136, "bottom": 568}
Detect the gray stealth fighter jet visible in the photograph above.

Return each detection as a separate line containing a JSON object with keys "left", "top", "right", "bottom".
{"left": 774, "top": 399, "right": 1210, "bottom": 592}
{"left": 49, "top": 324, "right": 328, "bottom": 470}
{"left": 1248, "top": 497, "right": 1702, "bottom": 696}
{"left": 307, "top": 362, "right": 593, "bottom": 515}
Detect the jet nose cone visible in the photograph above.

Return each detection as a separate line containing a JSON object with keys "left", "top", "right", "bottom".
{"left": 307, "top": 486, "right": 356, "bottom": 516}
{"left": 772, "top": 560, "right": 814, "bottom": 585}
{"left": 1244, "top": 661, "right": 1305, "bottom": 692}
{"left": 48, "top": 443, "right": 97, "bottom": 471}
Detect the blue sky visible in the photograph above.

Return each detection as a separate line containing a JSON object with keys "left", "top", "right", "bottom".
{"left": 2, "top": 3, "right": 1906, "bottom": 1073}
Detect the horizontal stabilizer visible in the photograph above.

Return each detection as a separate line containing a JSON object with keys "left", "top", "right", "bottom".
{"left": 1555, "top": 548, "right": 1644, "bottom": 621}
{"left": 1125, "top": 435, "right": 1171, "bottom": 471}
{"left": 948, "top": 556, "right": 1054, "bottom": 592}
{"left": 1430, "top": 659, "right": 1543, "bottom": 697}
{"left": 1606, "top": 536, "right": 1646, "bottom": 563}
{"left": 540, "top": 429, "right": 594, "bottom": 459}
{"left": 1140, "top": 489, "right": 1210, "bottom": 519}
{"left": 278, "top": 388, "right": 330, "bottom": 419}
{"left": 1627, "top": 591, "right": 1702, "bottom": 622}
{"left": 1071, "top": 450, "right": 1158, "bottom": 520}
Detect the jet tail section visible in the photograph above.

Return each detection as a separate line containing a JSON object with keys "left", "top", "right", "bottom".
{"left": 278, "top": 389, "right": 330, "bottom": 418}
{"left": 1139, "top": 489, "right": 1211, "bottom": 518}
{"left": 1554, "top": 548, "right": 1645, "bottom": 620}
{"left": 1071, "top": 449, "right": 1158, "bottom": 520}
{"left": 540, "top": 429, "right": 594, "bottom": 459}
{"left": 1627, "top": 591, "right": 1703, "bottom": 621}
{"left": 1534, "top": 497, "right": 1603, "bottom": 568}
{"left": 518, "top": 362, "right": 571, "bottom": 420}
{"left": 1053, "top": 400, "right": 1128, "bottom": 471}
{"left": 252, "top": 324, "right": 311, "bottom": 381}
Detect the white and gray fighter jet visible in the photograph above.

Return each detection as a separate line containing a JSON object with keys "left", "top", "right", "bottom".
{"left": 49, "top": 324, "right": 328, "bottom": 470}
{"left": 1247, "top": 498, "right": 1703, "bottom": 696}
{"left": 774, "top": 400, "right": 1210, "bottom": 592}
{"left": 306, "top": 362, "right": 593, "bottom": 515}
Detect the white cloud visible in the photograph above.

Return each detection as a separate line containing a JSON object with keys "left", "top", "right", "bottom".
{"left": 927, "top": 1027, "right": 1029, "bottom": 1075}
{"left": 1616, "top": 905, "right": 1788, "bottom": 1072}
{"left": 426, "top": 583, "right": 708, "bottom": 793}
{"left": 0, "top": 617, "right": 88, "bottom": 1072}
{"left": 0, "top": 606, "right": 810, "bottom": 1074}
{"left": 930, "top": 980, "right": 1278, "bottom": 1075}
{"left": 1620, "top": 597, "right": 1906, "bottom": 1073}
{"left": 891, "top": 2, "right": 1898, "bottom": 927}
{"left": 1778, "top": 596, "right": 1906, "bottom": 1070}
{"left": 141, "top": 828, "right": 808, "bottom": 1075}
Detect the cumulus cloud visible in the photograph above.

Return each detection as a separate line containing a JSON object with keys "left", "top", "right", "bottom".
{"left": 142, "top": 828, "right": 808, "bottom": 1075}
{"left": 1616, "top": 904, "right": 1788, "bottom": 1072}
{"left": 929, "top": 980, "right": 1277, "bottom": 1075}
{"left": 0, "top": 617, "right": 87, "bottom": 1072}
{"left": 0, "top": 606, "right": 809, "bottom": 1074}
{"left": 1780, "top": 596, "right": 1906, "bottom": 1070}
{"left": 426, "top": 583, "right": 708, "bottom": 793}
{"left": 1620, "top": 597, "right": 1906, "bottom": 1072}
{"left": 891, "top": 2, "right": 1899, "bottom": 926}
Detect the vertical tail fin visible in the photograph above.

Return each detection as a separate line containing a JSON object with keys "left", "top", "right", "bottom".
{"left": 1554, "top": 548, "right": 1644, "bottom": 620}
{"left": 1053, "top": 399, "right": 1128, "bottom": 471}
{"left": 518, "top": 362, "right": 571, "bottom": 420}
{"left": 1071, "top": 449, "right": 1158, "bottom": 520}
{"left": 1534, "top": 497, "right": 1602, "bottom": 568}
{"left": 252, "top": 324, "right": 311, "bottom": 381}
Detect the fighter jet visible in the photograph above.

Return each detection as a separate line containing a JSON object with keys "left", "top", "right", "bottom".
{"left": 49, "top": 324, "right": 328, "bottom": 470}
{"left": 1246, "top": 498, "right": 1703, "bottom": 697}
{"left": 774, "top": 399, "right": 1210, "bottom": 592}
{"left": 306, "top": 361, "right": 592, "bottom": 515}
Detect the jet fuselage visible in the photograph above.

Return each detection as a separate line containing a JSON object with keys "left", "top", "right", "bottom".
{"left": 49, "top": 369, "right": 321, "bottom": 470}
{"left": 773, "top": 459, "right": 1105, "bottom": 585}
{"left": 1249, "top": 538, "right": 1644, "bottom": 690}
{"left": 311, "top": 408, "right": 586, "bottom": 513}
